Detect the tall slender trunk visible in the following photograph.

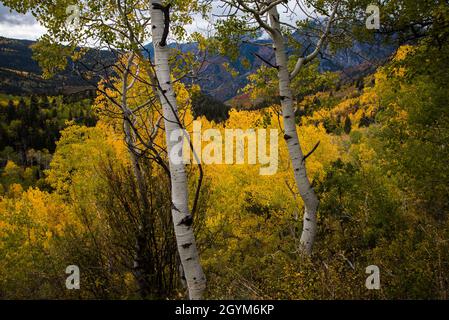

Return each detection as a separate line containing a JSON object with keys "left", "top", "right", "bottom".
{"left": 150, "top": 0, "right": 206, "bottom": 300}
{"left": 268, "top": 7, "right": 319, "bottom": 256}
{"left": 122, "top": 62, "right": 156, "bottom": 298}
{"left": 124, "top": 119, "right": 155, "bottom": 298}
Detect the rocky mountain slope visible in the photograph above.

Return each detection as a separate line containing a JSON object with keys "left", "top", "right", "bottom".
{"left": 0, "top": 36, "right": 394, "bottom": 101}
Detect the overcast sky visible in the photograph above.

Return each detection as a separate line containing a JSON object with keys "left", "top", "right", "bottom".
{"left": 0, "top": 2, "right": 212, "bottom": 41}
{"left": 0, "top": 1, "right": 310, "bottom": 41}
{"left": 0, "top": 4, "right": 46, "bottom": 40}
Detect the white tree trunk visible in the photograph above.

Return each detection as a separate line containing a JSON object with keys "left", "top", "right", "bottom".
{"left": 268, "top": 7, "right": 319, "bottom": 256}
{"left": 150, "top": 0, "right": 206, "bottom": 300}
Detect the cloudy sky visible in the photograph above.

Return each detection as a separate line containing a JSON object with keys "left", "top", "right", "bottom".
{"left": 0, "top": 4, "right": 46, "bottom": 40}
{"left": 0, "top": 1, "right": 310, "bottom": 41}
{"left": 0, "top": 2, "right": 214, "bottom": 41}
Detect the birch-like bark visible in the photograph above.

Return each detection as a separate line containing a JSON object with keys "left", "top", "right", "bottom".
{"left": 268, "top": 7, "right": 319, "bottom": 256}
{"left": 150, "top": 0, "right": 206, "bottom": 300}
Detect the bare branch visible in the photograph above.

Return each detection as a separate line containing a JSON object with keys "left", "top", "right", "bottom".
{"left": 290, "top": 0, "right": 340, "bottom": 79}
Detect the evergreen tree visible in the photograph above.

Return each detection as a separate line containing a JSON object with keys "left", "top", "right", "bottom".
{"left": 6, "top": 100, "right": 16, "bottom": 122}
{"left": 344, "top": 116, "right": 352, "bottom": 134}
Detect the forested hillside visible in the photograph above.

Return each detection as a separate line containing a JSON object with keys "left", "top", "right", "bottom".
{"left": 0, "top": 94, "right": 96, "bottom": 193}
{"left": 0, "top": 35, "right": 392, "bottom": 102}
{"left": 0, "top": 0, "right": 448, "bottom": 301}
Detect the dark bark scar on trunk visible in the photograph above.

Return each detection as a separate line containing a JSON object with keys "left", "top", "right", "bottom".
{"left": 152, "top": 3, "right": 171, "bottom": 47}
{"left": 178, "top": 215, "right": 193, "bottom": 227}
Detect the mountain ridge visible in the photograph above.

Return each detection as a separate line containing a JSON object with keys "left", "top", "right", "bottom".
{"left": 0, "top": 36, "right": 394, "bottom": 101}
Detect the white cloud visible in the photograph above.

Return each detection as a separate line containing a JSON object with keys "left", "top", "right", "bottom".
{"left": 0, "top": 22, "right": 46, "bottom": 40}
{"left": 0, "top": 1, "right": 314, "bottom": 42}
{"left": 0, "top": 4, "right": 46, "bottom": 40}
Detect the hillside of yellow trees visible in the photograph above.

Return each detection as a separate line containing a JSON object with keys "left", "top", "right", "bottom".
{"left": 1, "top": 41, "right": 448, "bottom": 299}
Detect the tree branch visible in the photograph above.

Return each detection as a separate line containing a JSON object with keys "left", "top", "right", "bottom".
{"left": 253, "top": 52, "right": 279, "bottom": 69}
{"left": 302, "top": 141, "right": 320, "bottom": 163}
{"left": 290, "top": 0, "right": 340, "bottom": 79}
